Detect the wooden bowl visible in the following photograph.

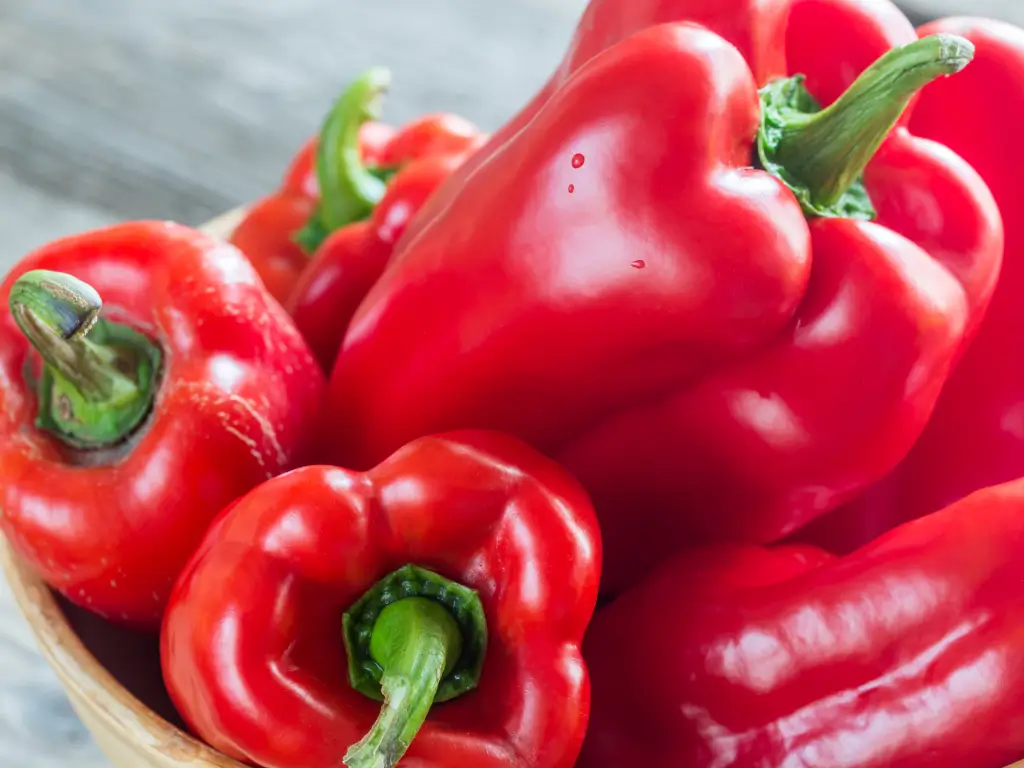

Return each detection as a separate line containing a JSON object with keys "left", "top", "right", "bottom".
{"left": 2, "top": 209, "right": 247, "bottom": 768}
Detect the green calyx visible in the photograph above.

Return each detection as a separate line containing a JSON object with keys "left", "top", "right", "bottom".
{"left": 9, "top": 270, "right": 161, "bottom": 449}
{"left": 757, "top": 33, "right": 975, "bottom": 219}
{"left": 342, "top": 565, "right": 488, "bottom": 768}
{"left": 294, "top": 67, "right": 394, "bottom": 254}
{"left": 757, "top": 76, "right": 876, "bottom": 220}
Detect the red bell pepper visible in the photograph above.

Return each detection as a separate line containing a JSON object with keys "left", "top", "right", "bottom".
{"left": 161, "top": 431, "right": 600, "bottom": 768}
{"left": 328, "top": 9, "right": 1001, "bottom": 595}
{"left": 229, "top": 121, "right": 395, "bottom": 304}
{"left": 398, "top": 0, "right": 795, "bottom": 253}
{"left": 580, "top": 478, "right": 1024, "bottom": 768}
{"left": 0, "top": 222, "right": 325, "bottom": 628}
{"left": 287, "top": 69, "right": 485, "bottom": 372}
{"left": 797, "top": 17, "right": 1024, "bottom": 554}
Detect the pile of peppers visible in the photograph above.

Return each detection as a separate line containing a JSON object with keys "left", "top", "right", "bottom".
{"left": 5, "top": 0, "right": 1024, "bottom": 766}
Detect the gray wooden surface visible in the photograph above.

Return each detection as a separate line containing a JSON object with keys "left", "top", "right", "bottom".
{"left": 1, "top": 0, "right": 590, "bottom": 264}
{"left": 1, "top": 0, "right": 1022, "bottom": 766}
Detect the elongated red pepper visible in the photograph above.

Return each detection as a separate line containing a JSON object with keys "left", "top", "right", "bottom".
{"left": 161, "top": 432, "right": 600, "bottom": 768}
{"left": 398, "top": 0, "right": 795, "bottom": 254}
{"left": 798, "top": 17, "right": 1024, "bottom": 553}
{"left": 229, "top": 122, "right": 395, "bottom": 304}
{"left": 580, "top": 478, "right": 1024, "bottom": 768}
{"left": 328, "top": 9, "right": 1001, "bottom": 595}
{"left": 0, "top": 222, "right": 325, "bottom": 628}
{"left": 287, "top": 69, "right": 485, "bottom": 372}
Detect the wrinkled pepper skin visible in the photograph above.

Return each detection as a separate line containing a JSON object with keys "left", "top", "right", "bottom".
{"left": 162, "top": 432, "right": 600, "bottom": 768}
{"left": 398, "top": 0, "right": 795, "bottom": 256}
{"left": 229, "top": 122, "right": 395, "bottom": 304}
{"left": 800, "top": 18, "right": 1024, "bottom": 553}
{"left": 580, "top": 479, "right": 1024, "bottom": 768}
{"left": 0, "top": 223, "right": 325, "bottom": 628}
{"left": 328, "top": 3, "right": 1002, "bottom": 595}
{"left": 289, "top": 115, "right": 485, "bottom": 372}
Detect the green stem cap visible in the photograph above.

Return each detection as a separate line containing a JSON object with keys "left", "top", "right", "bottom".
{"left": 9, "top": 270, "right": 161, "bottom": 449}
{"left": 295, "top": 67, "right": 394, "bottom": 254}
{"left": 758, "top": 33, "right": 975, "bottom": 219}
{"left": 343, "top": 565, "right": 488, "bottom": 768}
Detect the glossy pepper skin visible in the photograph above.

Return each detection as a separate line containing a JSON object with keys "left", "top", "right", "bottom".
{"left": 580, "top": 479, "right": 1024, "bottom": 768}
{"left": 398, "top": 0, "right": 795, "bottom": 255}
{"left": 288, "top": 70, "right": 484, "bottom": 372}
{"left": 229, "top": 122, "right": 395, "bottom": 304}
{"left": 328, "top": 8, "right": 1001, "bottom": 595}
{"left": 0, "top": 222, "right": 325, "bottom": 628}
{"left": 799, "top": 18, "right": 1024, "bottom": 553}
{"left": 162, "top": 431, "right": 600, "bottom": 768}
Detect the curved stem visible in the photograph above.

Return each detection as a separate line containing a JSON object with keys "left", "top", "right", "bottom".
{"left": 758, "top": 34, "right": 974, "bottom": 219}
{"left": 344, "top": 598, "right": 462, "bottom": 768}
{"left": 9, "top": 270, "right": 161, "bottom": 448}
{"left": 295, "top": 68, "right": 392, "bottom": 255}
{"left": 774, "top": 34, "right": 974, "bottom": 208}
{"left": 342, "top": 566, "right": 488, "bottom": 768}
{"left": 319, "top": 67, "right": 392, "bottom": 230}
{"left": 10, "top": 270, "right": 118, "bottom": 400}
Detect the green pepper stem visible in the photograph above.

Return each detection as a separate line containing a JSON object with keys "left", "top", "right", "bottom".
{"left": 319, "top": 66, "right": 391, "bottom": 230}
{"left": 773, "top": 33, "right": 974, "bottom": 208}
{"left": 344, "top": 598, "right": 463, "bottom": 768}
{"left": 10, "top": 270, "right": 122, "bottom": 400}
{"left": 9, "top": 270, "right": 161, "bottom": 448}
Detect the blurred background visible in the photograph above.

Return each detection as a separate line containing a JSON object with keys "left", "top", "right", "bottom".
{"left": 0, "top": 0, "right": 1020, "bottom": 765}
{"left": 2, "top": 0, "right": 592, "bottom": 265}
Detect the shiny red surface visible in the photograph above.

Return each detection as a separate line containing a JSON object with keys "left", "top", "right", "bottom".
{"left": 328, "top": 3, "right": 1001, "bottom": 595}
{"left": 0, "top": 222, "right": 325, "bottom": 628}
{"left": 289, "top": 119, "right": 484, "bottom": 372}
{"left": 162, "top": 432, "right": 600, "bottom": 768}
{"left": 397, "top": 0, "right": 794, "bottom": 257}
{"left": 229, "top": 189, "right": 315, "bottom": 304}
{"left": 581, "top": 479, "right": 1024, "bottom": 768}
{"left": 803, "top": 17, "right": 1024, "bottom": 552}
{"left": 374, "top": 114, "right": 482, "bottom": 168}
{"left": 229, "top": 123, "right": 396, "bottom": 304}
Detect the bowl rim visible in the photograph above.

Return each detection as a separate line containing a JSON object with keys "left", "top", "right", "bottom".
{"left": 2, "top": 542, "right": 243, "bottom": 766}
{"left": 2, "top": 208, "right": 248, "bottom": 768}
